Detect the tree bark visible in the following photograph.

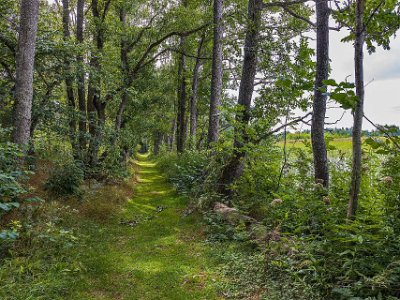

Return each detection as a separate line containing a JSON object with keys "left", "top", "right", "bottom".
{"left": 218, "top": 0, "right": 262, "bottom": 197}
{"left": 153, "top": 132, "right": 163, "bottom": 156}
{"left": 311, "top": 0, "right": 330, "bottom": 188}
{"left": 207, "top": 0, "right": 224, "bottom": 146}
{"left": 87, "top": 55, "right": 101, "bottom": 166}
{"left": 176, "top": 34, "right": 187, "bottom": 153}
{"left": 62, "top": 0, "right": 77, "bottom": 150}
{"left": 12, "top": 0, "right": 39, "bottom": 145}
{"left": 348, "top": 0, "right": 365, "bottom": 219}
{"left": 87, "top": 0, "right": 107, "bottom": 166}
{"left": 169, "top": 117, "right": 177, "bottom": 151}
{"left": 76, "top": 0, "right": 87, "bottom": 153}
{"left": 189, "top": 32, "right": 206, "bottom": 149}
{"left": 116, "top": 5, "right": 131, "bottom": 132}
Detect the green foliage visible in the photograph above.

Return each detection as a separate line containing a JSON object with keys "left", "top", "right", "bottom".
{"left": 333, "top": 0, "right": 400, "bottom": 54}
{"left": 0, "top": 136, "right": 30, "bottom": 246}
{"left": 158, "top": 151, "right": 208, "bottom": 194}
{"left": 379, "top": 152, "right": 400, "bottom": 234}
{"left": 0, "top": 202, "right": 82, "bottom": 300}
{"left": 161, "top": 138, "right": 400, "bottom": 299}
{"left": 45, "top": 162, "right": 84, "bottom": 196}
{"left": 1, "top": 0, "right": 400, "bottom": 297}
{"left": 323, "top": 79, "right": 358, "bottom": 110}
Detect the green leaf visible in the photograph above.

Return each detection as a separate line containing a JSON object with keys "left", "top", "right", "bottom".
{"left": 323, "top": 79, "right": 338, "bottom": 86}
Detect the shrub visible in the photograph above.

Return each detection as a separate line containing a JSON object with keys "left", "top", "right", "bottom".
{"left": 45, "top": 163, "right": 84, "bottom": 196}
{"left": 0, "top": 140, "right": 29, "bottom": 249}
{"left": 158, "top": 151, "right": 208, "bottom": 194}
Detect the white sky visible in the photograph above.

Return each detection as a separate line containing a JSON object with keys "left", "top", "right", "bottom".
{"left": 323, "top": 28, "right": 400, "bottom": 130}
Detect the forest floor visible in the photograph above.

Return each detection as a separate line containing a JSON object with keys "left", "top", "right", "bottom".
{"left": 69, "top": 154, "right": 222, "bottom": 299}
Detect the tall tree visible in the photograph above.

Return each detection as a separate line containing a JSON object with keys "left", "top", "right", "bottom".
{"left": 12, "top": 0, "right": 40, "bottom": 145}
{"left": 189, "top": 32, "right": 206, "bottom": 149}
{"left": 76, "top": 0, "right": 86, "bottom": 152}
{"left": 311, "top": 0, "right": 330, "bottom": 188}
{"left": 116, "top": 3, "right": 129, "bottom": 133}
{"left": 87, "top": 0, "right": 110, "bottom": 166}
{"left": 62, "top": 0, "right": 77, "bottom": 149}
{"left": 207, "top": 0, "right": 223, "bottom": 146}
{"left": 348, "top": 0, "right": 365, "bottom": 219}
{"left": 218, "top": 0, "right": 263, "bottom": 197}
{"left": 176, "top": 34, "right": 187, "bottom": 153}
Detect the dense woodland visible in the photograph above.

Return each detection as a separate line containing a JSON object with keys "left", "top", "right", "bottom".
{"left": 2, "top": 0, "right": 400, "bottom": 299}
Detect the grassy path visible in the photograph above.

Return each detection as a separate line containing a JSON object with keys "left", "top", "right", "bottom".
{"left": 72, "top": 154, "right": 221, "bottom": 300}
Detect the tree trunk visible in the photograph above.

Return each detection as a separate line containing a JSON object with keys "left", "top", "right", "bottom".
{"left": 153, "top": 132, "right": 163, "bottom": 156}
{"left": 116, "top": 6, "right": 131, "bottom": 133}
{"left": 87, "top": 65, "right": 97, "bottom": 165}
{"left": 76, "top": 0, "right": 87, "bottom": 153}
{"left": 87, "top": 0, "right": 106, "bottom": 166}
{"left": 189, "top": 33, "right": 206, "bottom": 149}
{"left": 62, "top": 0, "right": 77, "bottom": 150}
{"left": 218, "top": 0, "right": 262, "bottom": 197}
{"left": 12, "top": 0, "right": 39, "bottom": 145}
{"left": 348, "top": 0, "right": 365, "bottom": 219}
{"left": 207, "top": 0, "right": 224, "bottom": 146}
{"left": 311, "top": 0, "right": 330, "bottom": 188}
{"left": 176, "top": 34, "right": 187, "bottom": 153}
{"left": 169, "top": 117, "right": 176, "bottom": 151}
{"left": 197, "top": 120, "right": 208, "bottom": 150}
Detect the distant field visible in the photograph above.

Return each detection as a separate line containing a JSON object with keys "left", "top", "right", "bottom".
{"left": 277, "top": 137, "right": 355, "bottom": 152}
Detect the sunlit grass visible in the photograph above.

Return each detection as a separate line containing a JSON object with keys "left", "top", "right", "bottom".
{"left": 0, "top": 153, "right": 222, "bottom": 300}
{"left": 67, "top": 153, "right": 221, "bottom": 300}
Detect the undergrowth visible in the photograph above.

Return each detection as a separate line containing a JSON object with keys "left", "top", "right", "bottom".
{"left": 0, "top": 141, "right": 135, "bottom": 299}
{"left": 157, "top": 142, "right": 400, "bottom": 300}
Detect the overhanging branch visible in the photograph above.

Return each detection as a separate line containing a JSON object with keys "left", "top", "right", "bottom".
{"left": 254, "top": 112, "right": 313, "bottom": 143}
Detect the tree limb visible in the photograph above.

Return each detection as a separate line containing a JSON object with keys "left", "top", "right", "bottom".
{"left": 164, "top": 47, "right": 212, "bottom": 60}
{"left": 364, "top": 114, "right": 400, "bottom": 151}
{"left": 126, "top": 6, "right": 165, "bottom": 53}
{"left": 262, "top": 0, "right": 310, "bottom": 9}
{"left": 0, "top": 33, "right": 16, "bottom": 55}
{"left": 130, "top": 22, "right": 211, "bottom": 77}
{"left": 363, "top": 0, "right": 385, "bottom": 31}
{"left": 254, "top": 112, "right": 313, "bottom": 143}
